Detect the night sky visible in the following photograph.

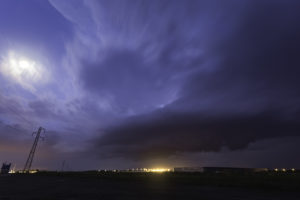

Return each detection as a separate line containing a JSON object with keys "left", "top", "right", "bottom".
{"left": 1, "top": 0, "right": 300, "bottom": 170}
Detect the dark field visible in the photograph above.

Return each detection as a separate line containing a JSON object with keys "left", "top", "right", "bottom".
{"left": 1, "top": 172, "right": 300, "bottom": 200}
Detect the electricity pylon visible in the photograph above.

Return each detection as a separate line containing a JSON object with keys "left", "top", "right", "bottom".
{"left": 23, "top": 127, "right": 45, "bottom": 172}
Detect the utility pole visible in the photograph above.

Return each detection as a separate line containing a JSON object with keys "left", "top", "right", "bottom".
{"left": 23, "top": 127, "right": 45, "bottom": 172}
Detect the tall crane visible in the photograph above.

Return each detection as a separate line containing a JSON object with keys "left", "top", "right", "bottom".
{"left": 23, "top": 127, "right": 45, "bottom": 172}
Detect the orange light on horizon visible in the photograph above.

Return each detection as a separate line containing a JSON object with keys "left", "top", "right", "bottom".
{"left": 147, "top": 168, "right": 171, "bottom": 173}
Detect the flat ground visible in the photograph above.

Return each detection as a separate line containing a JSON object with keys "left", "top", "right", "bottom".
{"left": 1, "top": 172, "right": 300, "bottom": 200}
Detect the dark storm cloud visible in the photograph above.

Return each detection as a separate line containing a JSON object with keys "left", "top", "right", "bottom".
{"left": 78, "top": 0, "right": 241, "bottom": 114}
{"left": 27, "top": 99, "right": 70, "bottom": 122}
{"left": 0, "top": 95, "right": 23, "bottom": 115}
{"left": 91, "top": 0, "right": 300, "bottom": 160}
{"left": 2, "top": 0, "right": 300, "bottom": 169}
{"left": 80, "top": 49, "right": 177, "bottom": 113}
{"left": 0, "top": 94, "right": 34, "bottom": 128}
{"left": 94, "top": 110, "right": 300, "bottom": 160}
{"left": 28, "top": 100, "right": 57, "bottom": 119}
{"left": 174, "top": 0, "right": 300, "bottom": 111}
{"left": 0, "top": 121, "right": 28, "bottom": 142}
{"left": 0, "top": 120, "right": 60, "bottom": 148}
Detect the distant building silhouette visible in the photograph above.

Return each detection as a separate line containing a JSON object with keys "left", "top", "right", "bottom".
{"left": 174, "top": 167, "right": 268, "bottom": 173}
{"left": 1, "top": 162, "right": 11, "bottom": 174}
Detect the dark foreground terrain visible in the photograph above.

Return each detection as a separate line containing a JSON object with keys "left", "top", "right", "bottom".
{"left": 1, "top": 172, "right": 300, "bottom": 200}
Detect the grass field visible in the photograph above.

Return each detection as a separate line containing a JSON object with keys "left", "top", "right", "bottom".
{"left": 1, "top": 172, "right": 300, "bottom": 200}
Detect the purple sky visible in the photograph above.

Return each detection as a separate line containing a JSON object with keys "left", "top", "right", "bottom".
{"left": 1, "top": 0, "right": 300, "bottom": 170}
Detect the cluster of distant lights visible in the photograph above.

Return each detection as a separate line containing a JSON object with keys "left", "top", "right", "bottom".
{"left": 7, "top": 168, "right": 297, "bottom": 174}
{"left": 9, "top": 170, "right": 38, "bottom": 174}
{"left": 273, "top": 168, "right": 295, "bottom": 172}
{"left": 8, "top": 168, "right": 172, "bottom": 174}
{"left": 100, "top": 168, "right": 298, "bottom": 173}
{"left": 144, "top": 168, "right": 171, "bottom": 172}
{"left": 100, "top": 168, "right": 172, "bottom": 173}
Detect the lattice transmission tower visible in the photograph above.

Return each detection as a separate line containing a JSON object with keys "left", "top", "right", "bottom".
{"left": 23, "top": 127, "right": 45, "bottom": 172}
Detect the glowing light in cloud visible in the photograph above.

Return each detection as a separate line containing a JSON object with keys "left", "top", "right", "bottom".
{"left": 0, "top": 51, "right": 48, "bottom": 92}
